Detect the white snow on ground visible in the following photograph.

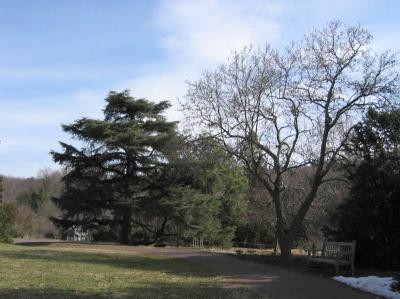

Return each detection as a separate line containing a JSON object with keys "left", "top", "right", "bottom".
{"left": 333, "top": 276, "right": 400, "bottom": 299}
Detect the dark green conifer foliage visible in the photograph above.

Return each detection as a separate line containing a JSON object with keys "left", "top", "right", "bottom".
{"left": 51, "top": 91, "right": 178, "bottom": 244}
{"left": 327, "top": 108, "right": 400, "bottom": 269}
{"left": 163, "top": 136, "right": 248, "bottom": 247}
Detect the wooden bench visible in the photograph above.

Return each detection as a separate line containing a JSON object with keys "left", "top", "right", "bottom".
{"left": 307, "top": 241, "right": 356, "bottom": 275}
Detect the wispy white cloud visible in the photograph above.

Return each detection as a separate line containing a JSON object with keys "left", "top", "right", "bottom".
{"left": 154, "top": 0, "right": 283, "bottom": 65}
{"left": 119, "top": 0, "right": 285, "bottom": 121}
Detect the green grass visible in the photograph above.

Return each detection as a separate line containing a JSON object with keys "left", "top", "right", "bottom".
{"left": 0, "top": 243, "right": 263, "bottom": 299}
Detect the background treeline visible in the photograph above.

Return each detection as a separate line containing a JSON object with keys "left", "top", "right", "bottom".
{"left": 0, "top": 152, "right": 343, "bottom": 248}
{"left": 0, "top": 169, "right": 62, "bottom": 239}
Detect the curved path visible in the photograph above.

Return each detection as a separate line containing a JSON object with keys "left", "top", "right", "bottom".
{"left": 138, "top": 247, "right": 380, "bottom": 299}
{"left": 15, "top": 241, "right": 380, "bottom": 299}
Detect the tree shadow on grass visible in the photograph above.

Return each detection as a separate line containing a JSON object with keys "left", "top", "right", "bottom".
{"left": 0, "top": 283, "right": 258, "bottom": 299}
{"left": 0, "top": 248, "right": 212, "bottom": 279}
{"left": 16, "top": 241, "right": 65, "bottom": 247}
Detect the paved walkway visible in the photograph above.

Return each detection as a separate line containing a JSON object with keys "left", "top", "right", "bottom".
{"left": 140, "top": 247, "right": 380, "bottom": 299}
{"left": 15, "top": 241, "right": 380, "bottom": 299}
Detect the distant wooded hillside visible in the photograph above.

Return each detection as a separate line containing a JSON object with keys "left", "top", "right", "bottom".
{"left": 1, "top": 169, "right": 63, "bottom": 238}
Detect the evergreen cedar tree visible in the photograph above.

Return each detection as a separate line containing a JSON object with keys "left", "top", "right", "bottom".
{"left": 326, "top": 109, "right": 400, "bottom": 270}
{"left": 182, "top": 21, "right": 400, "bottom": 258}
{"left": 51, "top": 91, "right": 248, "bottom": 245}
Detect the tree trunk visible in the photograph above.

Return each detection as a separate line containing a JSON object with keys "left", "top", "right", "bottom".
{"left": 277, "top": 234, "right": 293, "bottom": 262}
{"left": 271, "top": 188, "right": 294, "bottom": 261}
{"left": 119, "top": 209, "right": 132, "bottom": 245}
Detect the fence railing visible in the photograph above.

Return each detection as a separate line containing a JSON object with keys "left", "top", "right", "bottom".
{"left": 190, "top": 238, "right": 276, "bottom": 250}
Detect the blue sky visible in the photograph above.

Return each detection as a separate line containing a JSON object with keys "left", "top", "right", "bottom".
{"left": 1, "top": 0, "right": 400, "bottom": 177}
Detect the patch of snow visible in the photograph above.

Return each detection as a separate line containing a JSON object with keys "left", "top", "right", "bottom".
{"left": 333, "top": 276, "right": 400, "bottom": 299}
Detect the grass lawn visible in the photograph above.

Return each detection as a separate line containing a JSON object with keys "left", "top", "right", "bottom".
{"left": 0, "top": 243, "right": 263, "bottom": 299}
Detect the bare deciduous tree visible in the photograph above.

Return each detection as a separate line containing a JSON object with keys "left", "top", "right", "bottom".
{"left": 182, "top": 21, "right": 400, "bottom": 258}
